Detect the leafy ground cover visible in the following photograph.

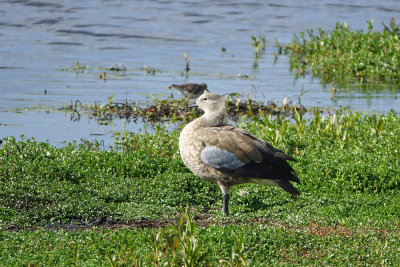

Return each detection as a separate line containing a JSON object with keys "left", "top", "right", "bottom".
{"left": 1, "top": 110, "right": 400, "bottom": 265}
{"left": 277, "top": 19, "right": 400, "bottom": 85}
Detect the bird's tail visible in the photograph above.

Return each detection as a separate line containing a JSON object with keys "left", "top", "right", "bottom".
{"left": 274, "top": 180, "right": 300, "bottom": 195}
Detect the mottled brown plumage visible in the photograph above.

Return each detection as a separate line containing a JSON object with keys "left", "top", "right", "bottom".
{"left": 171, "top": 83, "right": 208, "bottom": 98}
{"left": 179, "top": 92, "right": 300, "bottom": 215}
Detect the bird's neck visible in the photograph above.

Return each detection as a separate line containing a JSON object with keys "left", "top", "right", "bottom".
{"left": 199, "top": 109, "right": 226, "bottom": 127}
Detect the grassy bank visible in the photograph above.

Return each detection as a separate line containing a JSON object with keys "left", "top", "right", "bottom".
{"left": 1, "top": 110, "right": 400, "bottom": 265}
{"left": 277, "top": 19, "right": 400, "bottom": 85}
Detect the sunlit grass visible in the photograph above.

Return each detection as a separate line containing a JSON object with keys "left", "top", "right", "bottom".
{"left": 1, "top": 109, "right": 399, "bottom": 265}
{"left": 277, "top": 19, "right": 400, "bottom": 86}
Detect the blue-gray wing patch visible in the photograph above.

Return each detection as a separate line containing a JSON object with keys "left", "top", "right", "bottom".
{"left": 201, "top": 146, "right": 245, "bottom": 170}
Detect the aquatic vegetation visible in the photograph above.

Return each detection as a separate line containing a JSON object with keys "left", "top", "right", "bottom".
{"left": 60, "top": 61, "right": 252, "bottom": 80}
{"left": 108, "top": 64, "right": 127, "bottom": 71}
{"left": 184, "top": 53, "right": 190, "bottom": 73}
{"left": 58, "top": 93, "right": 305, "bottom": 125}
{"left": 251, "top": 35, "right": 266, "bottom": 69}
{"left": 60, "top": 96, "right": 198, "bottom": 125}
{"left": 251, "top": 35, "right": 266, "bottom": 57}
{"left": 99, "top": 71, "right": 107, "bottom": 81}
{"left": 140, "top": 65, "right": 157, "bottom": 75}
{"left": 277, "top": 19, "right": 400, "bottom": 85}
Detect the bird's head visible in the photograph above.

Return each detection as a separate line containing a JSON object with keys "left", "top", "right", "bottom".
{"left": 194, "top": 92, "right": 226, "bottom": 126}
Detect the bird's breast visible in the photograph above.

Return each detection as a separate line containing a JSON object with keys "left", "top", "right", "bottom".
{"left": 179, "top": 124, "right": 229, "bottom": 183}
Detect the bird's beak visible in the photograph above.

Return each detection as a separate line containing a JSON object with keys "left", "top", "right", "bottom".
{"left": 189, "top": 104, "right": 198, "bottom": 108}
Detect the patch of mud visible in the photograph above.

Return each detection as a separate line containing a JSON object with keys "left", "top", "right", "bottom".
{"left": 307, "top": 219, "right": 353, "bottom": 237}
{"left": 2, "top": 212, "right": 279, "bottom": 232}
{"left": 4, "top": 214, "right": 380, "bottom": 239}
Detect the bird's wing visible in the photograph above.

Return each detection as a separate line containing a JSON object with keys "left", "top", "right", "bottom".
{"left": 200, "top": 126, "right": 261, "bottom": 165}
{"left": 199, "top": 126, "right": 300, "bottom": 187}
{"left": 172, "top": 83, "right": 196, "bottom": 92}
{"left": 224, "top": 126, "right": 297, "bottom": 162}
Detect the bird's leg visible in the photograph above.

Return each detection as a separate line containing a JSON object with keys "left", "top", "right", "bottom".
{"left": 218, "top": 184, "right": 232, "bottom": 216}
{"left": 223, "top": 193, "right": 230, "bottom": 216}
{"left": 167, "top": 86, "right": 174, "bottom": 99}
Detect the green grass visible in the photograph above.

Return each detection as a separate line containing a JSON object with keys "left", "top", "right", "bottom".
{"left": 277, "top": 19, "right": 400, "bottom": 85}
{"left": 1, "top": 111, "right": 400, "bottom": 265}
{"left": 1, "top": 211, "right": 399, "bottom": 266}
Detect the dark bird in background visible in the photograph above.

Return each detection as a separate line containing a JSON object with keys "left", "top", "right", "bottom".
{"left": 179, "top": 92, "right": 300, "bottom": 216}
{"left": 171, "top": 83, "right": 208, "bottom": 98}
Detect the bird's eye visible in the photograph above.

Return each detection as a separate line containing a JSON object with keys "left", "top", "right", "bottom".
{"left": 203, "top": 98, "right": 207, "bottom": 101}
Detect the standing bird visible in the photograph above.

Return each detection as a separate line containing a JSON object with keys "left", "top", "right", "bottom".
{"left": 179, "top": 93, "right": 300, "bottom": 216}
{"left": 171, "top": 83, "right": 208, "bottom": 98}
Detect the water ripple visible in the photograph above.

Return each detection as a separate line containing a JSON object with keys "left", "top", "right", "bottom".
{"left": 56, "top": 29, "right": 194, "bottom": 42}
{"left": 48, "top": 41, "right": 83, "bottom": 46}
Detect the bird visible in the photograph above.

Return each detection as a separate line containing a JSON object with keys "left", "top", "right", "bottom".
{"left": 171, "top": 83, "right": 208, "bottom": 98}
{"left": 179, "top": 92, "right": 300, "bottom": 216}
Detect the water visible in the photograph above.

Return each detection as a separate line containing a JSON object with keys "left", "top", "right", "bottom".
{"left": 1, "top": 0, "right": 400, "bottom": 147}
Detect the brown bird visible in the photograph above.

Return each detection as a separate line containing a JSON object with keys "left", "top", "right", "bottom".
{"left": 171, "top": 83, "right": 208, "bottom": 98}
{"left": 179, "top": 92, "right": 300, "bottom": 215}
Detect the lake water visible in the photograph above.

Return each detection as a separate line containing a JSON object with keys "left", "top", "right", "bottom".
{"left": 1, "top": 0, "right": 400, "bottom": 147}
